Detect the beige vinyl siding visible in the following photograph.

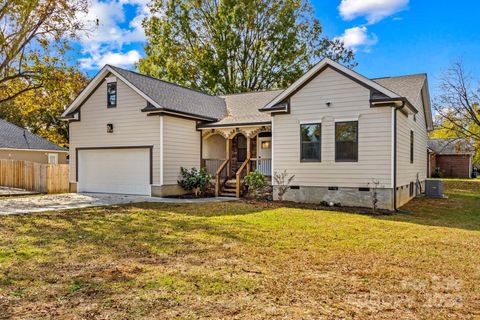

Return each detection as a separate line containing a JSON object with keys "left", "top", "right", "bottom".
{"left": 162, "top": 116, "right": 200, "bottom": 185}
{"left": 69, "top": 78, "right": 160, "bottom": 184}
{"left": 396, "top": 86, "right": 428, "bottom": 189}
{"left": 272, "top": 67, "right": 392, "bottom": 188}
{"left": 0, "top": 149, "right": 68, "bottom": 164}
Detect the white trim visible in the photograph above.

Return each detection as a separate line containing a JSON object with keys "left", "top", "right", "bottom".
{"left": 106, "top": 76, "right": 117, "bottom": 83}
{"left": 47, "top": 153, "right": 59, "bottom": 164}
{"left": 334, "top": 117, "right": 359, "bottom": 122}
{"left": 271, "top": 117, "right": 275, "bottom": 180}
{"left": 391, "top": 107, "right": 395, "bottom": 188}
{"left": 0, "top": 147, "right": 68, "bottom": 153}
{"left": 299, "top": 120, "right": 322, "bottom": 124}
{"left": 160, "top": 116, "right": 164, "bottom": 185}
{"left": 263, "top": 58, "right": 400, "bottom": 110}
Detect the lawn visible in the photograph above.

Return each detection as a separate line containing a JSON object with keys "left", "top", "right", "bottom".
{"left": 0, "top": 180, "right": 479, "bottom": 319}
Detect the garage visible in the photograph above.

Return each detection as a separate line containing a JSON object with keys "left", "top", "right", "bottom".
{"left": 77, "top": 147, "right": 151, "bottom": 195}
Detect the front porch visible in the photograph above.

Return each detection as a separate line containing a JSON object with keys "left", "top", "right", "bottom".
{"left": 201, "top": 126, "right": 272, "bottom": 197}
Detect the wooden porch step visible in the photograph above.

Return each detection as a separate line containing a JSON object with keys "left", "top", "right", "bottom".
{"left": 219, "top": 192, "right": 237, "bottom": 198}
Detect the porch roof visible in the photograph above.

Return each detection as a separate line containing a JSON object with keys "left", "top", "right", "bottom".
{"left": 198, "top": 90, "right": 282, "bottom": 128}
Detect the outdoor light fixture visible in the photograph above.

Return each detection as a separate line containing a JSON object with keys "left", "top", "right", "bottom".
{"left": 326, "top": 101, "right": 332, "bottom": 107}
{"left": 107, "top": 123, "right": 114, "bottom": 133}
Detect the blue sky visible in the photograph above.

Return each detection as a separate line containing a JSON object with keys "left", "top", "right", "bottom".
{"left": 73, "top": 0, "right": 480, "bottom": 97}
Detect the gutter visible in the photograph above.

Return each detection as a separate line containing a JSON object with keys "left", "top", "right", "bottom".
{"left": 393, "top": 102, "right": 406, "bottom": 211}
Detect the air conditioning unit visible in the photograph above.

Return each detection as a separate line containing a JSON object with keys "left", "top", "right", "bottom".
{"left": 425, "top": 179, "right": 444, "bottom": 198}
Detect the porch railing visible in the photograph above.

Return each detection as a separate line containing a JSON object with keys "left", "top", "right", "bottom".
{"left": 236, "top": 157, "right": 250, "bottom": 197}
{"left": 204, "top": 159, "right": 227, "bottom": 178}
{"left": 215, "top": 159, "right": 230, "bottom": 196}
{"left": 249, "top": 158, "right": 272, "bottom": 176}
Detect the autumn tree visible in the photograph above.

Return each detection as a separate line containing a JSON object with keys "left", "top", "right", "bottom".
{"left": 0, "top": 66, "right": 88, "bottom": 147}
{"left": 139, "top": 0, "right": 355, "bottom": 95}
{"left": 0, "top": 0, "right": 89, "bottom": 104}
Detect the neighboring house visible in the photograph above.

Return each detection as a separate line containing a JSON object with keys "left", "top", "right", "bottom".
{"left": 0, "top": 118, "right": 68, "bottom": 164}
{"left": 428, "top": 138, "right": 474, "bottom": 178}
{"left": 61, "top": 58, "right": 433, "bottom": 210}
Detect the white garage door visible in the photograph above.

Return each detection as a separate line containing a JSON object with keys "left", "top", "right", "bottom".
{"left": 78, "top": 148, "right": 150, "bottom": 195}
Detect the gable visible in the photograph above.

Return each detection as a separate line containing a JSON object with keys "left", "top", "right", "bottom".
{"left": 261, "top": 58, "right": 401, "bottom": 112}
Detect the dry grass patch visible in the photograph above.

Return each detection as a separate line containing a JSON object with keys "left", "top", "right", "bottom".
{"left": 0, "top": 180, "right": 479, "bottom": 319}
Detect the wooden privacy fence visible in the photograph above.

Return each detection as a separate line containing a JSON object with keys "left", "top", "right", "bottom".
{"left": 0, "top": 160, "right": 69, "bottom": 194}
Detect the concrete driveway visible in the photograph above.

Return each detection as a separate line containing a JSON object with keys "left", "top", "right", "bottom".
{"left": 0, "top": 193, "right": 237, "bottom": 215}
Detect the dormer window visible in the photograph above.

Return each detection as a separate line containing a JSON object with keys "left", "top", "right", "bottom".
{"left": 107, "top": 81, "right": 117, "bottom": 108}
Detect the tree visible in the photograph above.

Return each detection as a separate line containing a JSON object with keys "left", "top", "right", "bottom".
{"left": 0, "top": 65, "right": 88, "bottom": 147}
{"left": 0, "top": 0, "right": 89, "bottom": 104}
{"left": 433, "top": 61, "right": 480, "bottom": 166}
{"left": 139, "top": 0, "right": 355, "bottom": 95}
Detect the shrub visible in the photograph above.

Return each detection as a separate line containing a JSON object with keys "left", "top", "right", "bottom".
{"left": 244, "top": 170, "right": 266, "bottom": 198}
{"left": 177, "top": 167, "right": 212, "bottom": 197}
{"left": 273, "top": 170, "right": 295, "bottom": 201}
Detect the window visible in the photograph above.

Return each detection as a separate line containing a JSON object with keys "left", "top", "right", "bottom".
{"left": 107, "top": 82, "right": 117, "bottom": 108}
{"left": 300, "top": 123, "right": 321, "bottom": 161}
{"left": 48, "top": 153, "right": 58, "bottom": 165}
{"left": 335, "top": 121, "right": 358, "bottom": 162}
{"left": 410, "top": 130, "right": 414, "bottom": 163}
{"left": 409, "top": 182, "right": 414, "bottom": 197}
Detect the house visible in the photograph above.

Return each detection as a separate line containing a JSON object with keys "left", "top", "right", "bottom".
{"left": 428, "top": 138, "right": 474, "bottom": 178}
{"left": 61, "top": 58, "right": 433, "bottom": 210}
{"left": 0, "top": 118, "right": 68, "bottom": 164}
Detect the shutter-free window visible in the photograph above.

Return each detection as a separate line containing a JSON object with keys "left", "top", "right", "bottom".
{"left": 48, "top": 153, "right": 58, "bottom": 165}
{"left": 335, "top": 121, "right": 358, "bottom": 162}
{"left": 107, "top": 82, "right": 117, "bottom": 108}
{"left": 410, "top": 130, "right": 414, "bottom": 163}
{"left": 300, "top": 124, "right": 321, "bottom": 161}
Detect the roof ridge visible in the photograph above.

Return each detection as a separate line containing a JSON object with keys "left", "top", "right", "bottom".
{"left": 107, "top": 65, "right": 223, "bottom": 101}
{"left": 371, "top": 73, "right": 427, "bottom": 80}
{"left": 219, "top": 88, "right": 284, "bottom": 97}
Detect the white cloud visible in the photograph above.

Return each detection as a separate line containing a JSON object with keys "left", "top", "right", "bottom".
{"left": 335, "top": 26, "right": 378, "bottom": 52}
{"left": 76, "top": 0, "right": 150, "bottom": 70}
{"left": 79, "top": 50, "right": 141, "bottom": 70}
{"left": 339, "top": 0, "right": 409, "bottom": 24}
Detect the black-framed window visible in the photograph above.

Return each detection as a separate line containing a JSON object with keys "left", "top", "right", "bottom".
{"left": 335, "top": 121, "right": 358, "bottom": 162}
{"left": 107, "top": 82, "right": 117, "bottom": 108}
{"left": 410, "top": 130, "right": 414, "bottom": 163}
{"left": 300, "top": 123, "right": 321, "bottom": 161}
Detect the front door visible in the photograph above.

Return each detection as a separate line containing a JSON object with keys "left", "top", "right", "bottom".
{"left": 236, "top": 135, "right": 247, "bottom": 162}
{"left": 257, "top": 136, "right": 272, "bottom": 175}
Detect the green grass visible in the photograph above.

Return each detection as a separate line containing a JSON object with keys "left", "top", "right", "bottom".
{"left": 0, "top": 179, "right": 479, "bottom": 319}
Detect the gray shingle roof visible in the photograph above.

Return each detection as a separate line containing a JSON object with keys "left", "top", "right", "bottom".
{"left": 0, "top": 118, "right": 65, "bottom": 151}
{"left": 109, "top": 65, "right": 226, "bottom": 120}
{"left": 373, "top": 74, "right": 426, "bottom": 110}
{"left": 428, "top": 138, "right": 474, "bottom": 155}
{"left": 199, "top": 90, "right": 282, "bottom": 127}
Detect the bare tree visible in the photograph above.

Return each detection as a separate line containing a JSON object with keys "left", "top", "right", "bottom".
{"left": 433, "top": 61, "right": 480, "bottom": 143}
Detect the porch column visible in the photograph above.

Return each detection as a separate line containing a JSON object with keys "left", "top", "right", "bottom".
{"left": 246, "top": 137, "right": 251, "bottom": 174}
{"left": 226, "top": 138, "right": 231, "bottom": 177}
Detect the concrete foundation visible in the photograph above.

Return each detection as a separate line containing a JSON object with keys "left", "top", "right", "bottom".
{"left": 151, "top": 184, "right": 190, "bottom": 197}
{"left": 274, "top": 185, "right": 395, "bottom": 211}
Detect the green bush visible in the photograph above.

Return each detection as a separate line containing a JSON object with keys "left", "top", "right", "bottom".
{"left": 244, "top": 170, "right": 266, "bottom": 198}
{"left": 178, "top": 167, "right": 212, "bottom": 197}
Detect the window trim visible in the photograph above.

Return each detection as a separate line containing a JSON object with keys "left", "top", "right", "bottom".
{"left": 410, "top": 130, "right": 414, "bottom": 163}
{"left": 335, "top": 121, "right": 359, "bottom": 162}
{"left": 107, "top": 82, "right": 117, "bottom": 108}
{"left": 300, "top": 123, "right": 322, "bottom": 162}
{"left": 47, "top": 153, "right": 58, "bottom": 165}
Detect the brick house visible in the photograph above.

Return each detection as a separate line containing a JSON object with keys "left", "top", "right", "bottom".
{"left": 428, "top": 138, "right": 474, "bottom": 178}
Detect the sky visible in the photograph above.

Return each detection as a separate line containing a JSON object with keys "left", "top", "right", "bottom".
{"left": 72, "top": 0, "right": 480, "bottom": 97}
